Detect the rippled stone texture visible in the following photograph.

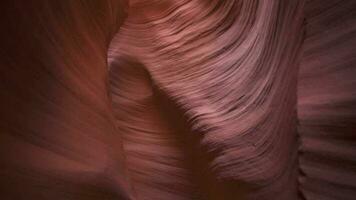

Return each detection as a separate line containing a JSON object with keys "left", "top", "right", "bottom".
{"left": 0, "top": 0, "right": 355, "bottom": 200}
{"left": 109, "top": 0, "right": 304, "bottom": 199}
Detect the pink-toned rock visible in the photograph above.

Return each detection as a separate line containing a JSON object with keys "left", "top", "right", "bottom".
{"left": 0, "top": 0, "right": 355, "bottom": 200}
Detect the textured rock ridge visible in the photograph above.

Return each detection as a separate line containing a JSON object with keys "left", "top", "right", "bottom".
{"left": 108, "top": 0, "right": 305, "bottom": 199}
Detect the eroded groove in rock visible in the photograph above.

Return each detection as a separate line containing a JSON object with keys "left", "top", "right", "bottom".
{"left": 109, "top": 0, "right": 305, "bottom": 199}
{"left": 109, "top": 58, "right": 199, "bottom": 200}
{"left": 109, "top": 57, "right": 239, "bottom": 200}
{"left": 298, "top": 0, "right": 356, "bottom": 199}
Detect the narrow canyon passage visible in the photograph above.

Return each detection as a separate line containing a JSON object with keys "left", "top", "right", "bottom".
{"left": 0, "top": 0, "right": 355, "bottom": 200}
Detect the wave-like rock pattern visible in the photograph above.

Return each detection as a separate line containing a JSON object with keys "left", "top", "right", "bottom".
{"left": 108, "top": 0, "right": 305, "bottom": 199}
{"left": 1, "top": 0, "right": 355, "bottom": 200}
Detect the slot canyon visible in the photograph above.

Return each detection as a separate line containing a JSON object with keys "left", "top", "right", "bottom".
{"left": 0, "top": 0, "right": 355, "bottom": 199}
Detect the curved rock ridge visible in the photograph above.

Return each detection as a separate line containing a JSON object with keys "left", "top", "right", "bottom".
{"left": 1, "top": 0, "right": 356, "bottom": 200}
{"left": 108, "top": 0, "right": 305, "bottom": 199}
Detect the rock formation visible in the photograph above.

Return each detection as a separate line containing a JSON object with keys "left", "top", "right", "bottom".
{"left": 0, "top": 0, "right": 355, "bottom": 199}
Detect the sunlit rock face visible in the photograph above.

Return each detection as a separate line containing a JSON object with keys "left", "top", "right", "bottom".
{"left": 0, "top": 0, "right": 355, "bottom": 200}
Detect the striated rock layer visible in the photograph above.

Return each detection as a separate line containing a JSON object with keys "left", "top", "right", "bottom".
{"left": 108, "top": 0, "right": 304, "bottom": 199}
{"left": 0, "top": 0, "right": 355, "bottom": 200}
